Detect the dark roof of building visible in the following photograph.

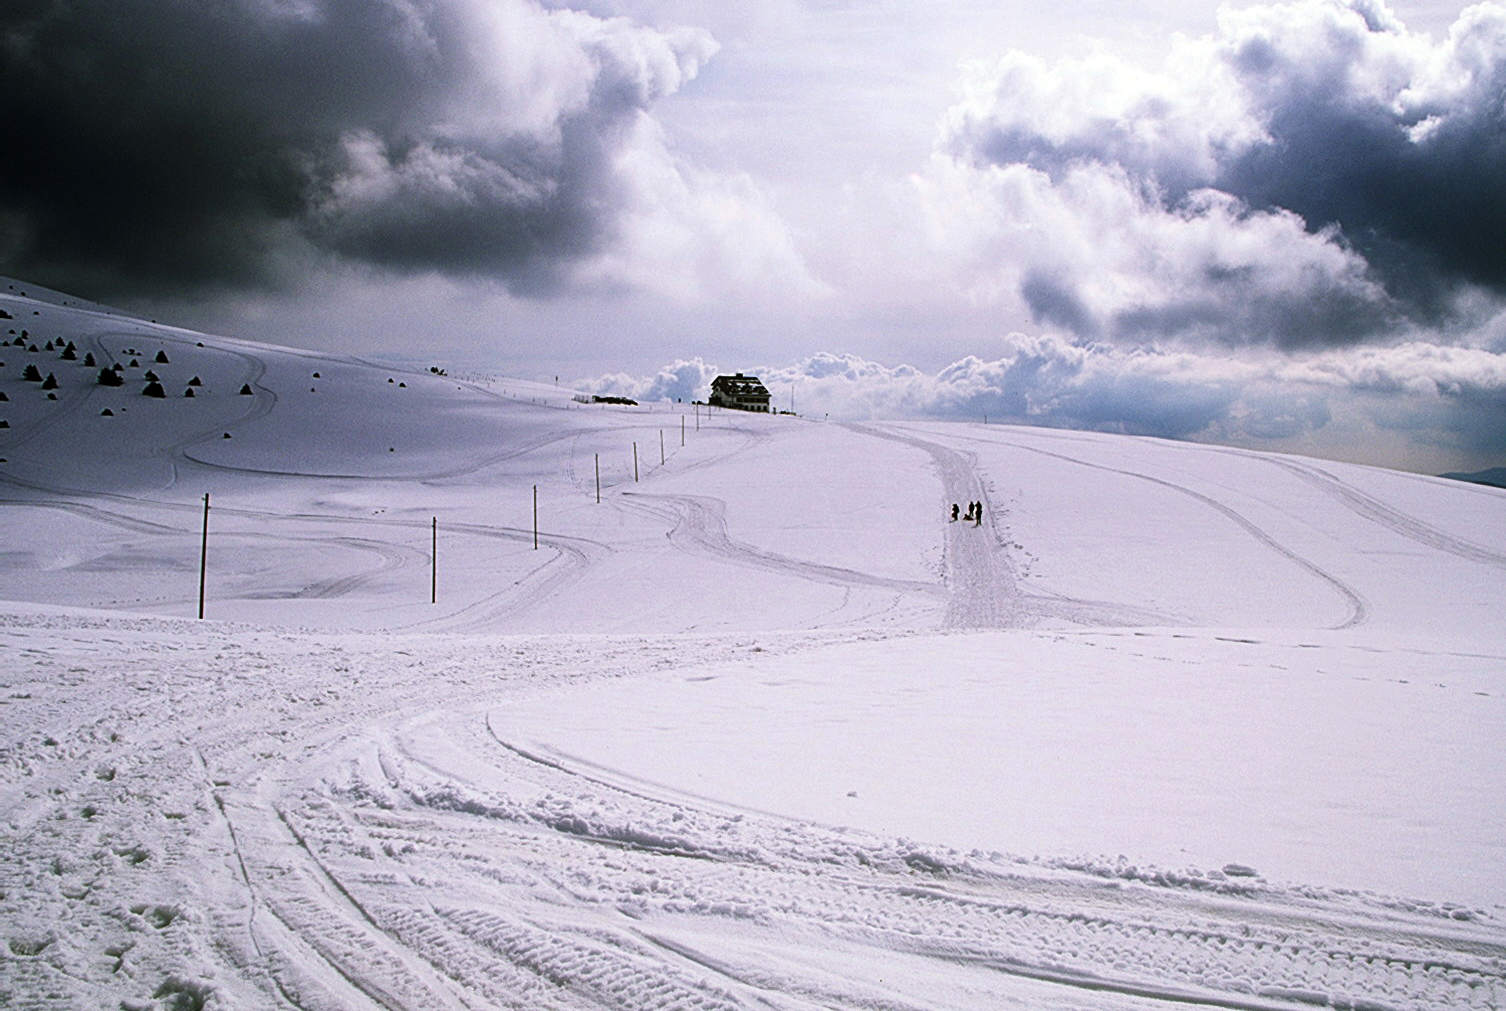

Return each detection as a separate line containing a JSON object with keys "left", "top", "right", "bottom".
{"left": 711, "top": 373, "right": 770, "bottom": 397}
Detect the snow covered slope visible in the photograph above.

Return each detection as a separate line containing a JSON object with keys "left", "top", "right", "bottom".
{"left": 2, "top": 282, "right": 1504, "bottom": 1010}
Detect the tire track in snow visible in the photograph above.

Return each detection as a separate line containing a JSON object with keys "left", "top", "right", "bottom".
{"left": 847, "top": 424, "right": 1180, "bottom": 629}
{"left": 1258, "top": 456, "right": 1506, "bottom": 570}
{"left": 844, "top": 423, "right": 1022, "bottom": 628}
{"left": 0, "top": 473, "right": 581, "bottom": 623}
{"left": 356, "top": 710, "right": 1506, "bottom": 1011}
{"left": 953, "top": 431, "right": 1372, "bottom": 630}
{"left": 619, "top": 491, "right": 944, "bottom": 598}
{"left": 6, "top": 611, "right": 1502, "bottom": 1011}
{"left": 392, "top": 526, "right": 608, "bottom": 634}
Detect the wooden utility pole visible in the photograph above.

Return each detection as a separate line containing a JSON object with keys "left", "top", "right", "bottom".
{"left": 431, "top": 516, "right": 437, "bottom": 603}
{"left": 197, "top": 493, "right": 209, "bottom": 619}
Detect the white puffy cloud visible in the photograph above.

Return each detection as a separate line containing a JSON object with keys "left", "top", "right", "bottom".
{"left": 586, "top": 336, "right": 1506, "bottom": 463}
{"left": 921, "top": 0, "right": 1506, "bottom": 348}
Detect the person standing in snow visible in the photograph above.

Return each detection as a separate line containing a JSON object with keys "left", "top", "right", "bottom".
{"left": 973, "top": 501, "right": 984, "bottom": 527}
{"left": 950, "top": 503, "right": 959, "bottom": 522}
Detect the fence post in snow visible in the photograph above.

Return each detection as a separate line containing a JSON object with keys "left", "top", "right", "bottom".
{"left": 198, "top": 493, "right": 209, "bottom": 620}
{"left": 681, "top": 415, "right": 685, "bottom": 446}
{"left": 633, "top": 443, "right": 639, "bottom": 482}
{"left": 533, "top": 485, "right": 538, "bottom": 550}
{"left": 595, "top": 453, "right": 600, "bottom": 504}
{"left": 431, "top": 516, "right": 437, "bottom": 604}
{"left": 660, "top": 429, "right": 665, "bottom": 466}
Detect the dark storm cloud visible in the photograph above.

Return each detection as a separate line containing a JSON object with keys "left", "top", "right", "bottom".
{"left": 1213, "top": 2, "right": 1506, "bottom": 319}
{"left": 1020, "top": 270, "right": 1099, "bottom": 339}
{"left": 0, "top": 0, "right": 713, "bottom": 296}
{"left": 1111, "top": 266, "right": 1404, "bottom": 350}
{"left": 941, "top": 0, "right": 1506, "bottom": 348}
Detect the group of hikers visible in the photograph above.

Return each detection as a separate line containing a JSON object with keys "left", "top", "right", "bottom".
{"left": 949, "top": 501, "right": 984, "bottom": 526}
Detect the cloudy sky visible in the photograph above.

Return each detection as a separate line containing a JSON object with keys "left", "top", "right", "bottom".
{"left": 3, "top": 0, "right": 1504, "bottom": 473}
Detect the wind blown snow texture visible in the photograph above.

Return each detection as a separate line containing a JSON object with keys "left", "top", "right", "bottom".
{"left": 1, "top": 279, "right": 1504, "bottom": 1010}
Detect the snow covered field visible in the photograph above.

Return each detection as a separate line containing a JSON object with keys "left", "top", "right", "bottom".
{"left": 2, "top": 280, "right": 1504, "bottom": 1010}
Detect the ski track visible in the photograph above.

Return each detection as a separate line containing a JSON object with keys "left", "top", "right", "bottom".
{"left": 849, "top": 424, "right": 1178, "bottom": 630}
{"left": 618, "top": 491, "right": 944, "bottom": 598}
{"left": 934, "top": 428, "right": 1372, "bottom": 630}
{"left": 1256, "top": 456, "right": 1506, "bottom": 571}
{"left": 1, "top": 612, "right": 1500, "bottom": 1011}
{"left": 1142, "top": 438, "right": 1506, "bottom": 571}
{"left": 0, "top": 482, "right": 565, "bottom": 618}
{"left": 843, "top": 423, "right": 1020, "bottom": 629}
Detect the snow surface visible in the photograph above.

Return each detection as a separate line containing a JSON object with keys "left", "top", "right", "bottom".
{"left": 2, "top": 279, "right": 1504, "bottom": 1010}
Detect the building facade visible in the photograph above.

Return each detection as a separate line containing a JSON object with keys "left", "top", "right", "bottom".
{"left": 708, "top": 373, "right": 772, "bottom": 413}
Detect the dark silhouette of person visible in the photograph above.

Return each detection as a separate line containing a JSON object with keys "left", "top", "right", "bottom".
{"left": 973, "top": 500, "right": 983, "bottom": 526}
{"left": 950, "top": 503, "right": 959, "bottom": 522}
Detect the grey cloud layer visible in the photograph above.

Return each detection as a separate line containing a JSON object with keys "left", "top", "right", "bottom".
{"left": 937, "top": 0, "right": 1506, "bottom": 348}
{"left": 0, "top": 0, "right": 713, "bottom": 295}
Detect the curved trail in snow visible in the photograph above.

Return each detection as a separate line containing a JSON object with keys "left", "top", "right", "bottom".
{"left": 1262, "top": 455, "right": 1506, "bottom": 570}
{"left": 1150, "top": 439, "right": 1506, "bottom": 571}
{"left": 10, "top": 610, "right": 1497, "bottom": 1011}
{"left": 941, "top": 428, "right": 1372, "bottom": 630}
{"left": 848, "top": 424, "right": 1179, "bottom": 629}
{"left": 618, "top": 491, "right": 944, "bottom": 598}
{"left": 845, "top": 423, "right": 1021, "bottom": 628}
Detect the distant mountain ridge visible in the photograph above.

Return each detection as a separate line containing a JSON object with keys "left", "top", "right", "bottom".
{"left": 1441, "top": 466, "right": 1506, "bottom": 489}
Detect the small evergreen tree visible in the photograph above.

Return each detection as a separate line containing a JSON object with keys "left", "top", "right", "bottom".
{"left": 184, "top": 388, "right": 195, "bottom": 398}
{"left": 41, "top": 373, "right": 58, "bottom": 390}
{"left": 143, "top": 381, "right": 166, "bottom": 398}
{"left": 98, "top": 368, "right": 124, "bottom": 387}
{"left": 22, "top": 363, "right": 42, "bottom": 381}
{"left": 83, "top": 352, "right": 96, "bottom": 367}
{"left": 155, "top": 350, "right": 169, "bottom": 363}
{"left": 239, "top": 383, "right": 253, "bottom": 395}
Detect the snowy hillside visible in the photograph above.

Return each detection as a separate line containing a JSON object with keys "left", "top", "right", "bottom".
{"left": 2, "top": 280, "right": 1504, "bottom": 1010}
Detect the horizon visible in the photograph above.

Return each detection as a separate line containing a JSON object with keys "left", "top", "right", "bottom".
{"left": 2, "top": 0, "right": 1504, "bottom": 474}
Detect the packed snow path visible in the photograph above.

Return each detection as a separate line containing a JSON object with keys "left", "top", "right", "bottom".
{"left": 2, "top": 609, "right": 1502, "bottom": 1011}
